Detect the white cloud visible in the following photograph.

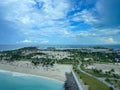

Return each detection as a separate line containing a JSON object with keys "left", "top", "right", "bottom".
{"left": 71, "top": 0, "right": 120, "bottom": 28}
{"left": 101, "top": 37, "right": 117, "bottom": 44}
{"left": 106, "top": 38, "right": 116, "bottom": 44}
{"left": 72, "top": 9, "right": 100, "bottom": 25}
{"left": 0, "top": 0, "right": 71, "bottom": 42}
{"left": 1, "top": 0, "right": 120, "bottom": 44}
{"left": 20, "top": 38, "right": 49, "bottom": 44}
{"left": 4, "top": 0, "right": 70, "bottom": 26}
{"left": 22, "top": 39, "right": 32, "bottom": 43}
{"left": 20, "top": 15, "right": 31, "bottom": 24}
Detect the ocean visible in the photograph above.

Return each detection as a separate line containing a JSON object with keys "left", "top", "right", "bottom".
{"left": 0, "top": 70, "right": 64, "bottom": 90}
{"left": 0, "top": 44, "right": 119, "bottom": 51}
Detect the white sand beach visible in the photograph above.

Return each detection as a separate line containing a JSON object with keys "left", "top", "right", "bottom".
{"left": 0, "top": 60, "right": 72, "bottom": 82}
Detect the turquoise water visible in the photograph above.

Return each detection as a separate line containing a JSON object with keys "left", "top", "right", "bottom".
{"left": 0, "top": 71, "right": 64, "bottom": 90}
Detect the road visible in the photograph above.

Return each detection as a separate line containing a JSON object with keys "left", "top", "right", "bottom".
{"left": 77, "top": 61, "right": 117, "bottom": 90}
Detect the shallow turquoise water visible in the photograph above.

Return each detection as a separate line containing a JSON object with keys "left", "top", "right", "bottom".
{"left": 0, "top": 71, "right": 64, "bottom": 90}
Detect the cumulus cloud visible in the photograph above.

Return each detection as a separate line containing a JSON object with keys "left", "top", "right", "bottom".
{"left": 66, "top": 0, "right": 120, "bottom": 44}
{"left": 0, "top": 0, "right": 120, "bottom": 44}
{"left": 22, "top": 39, "right": 32, "bottom": 43}
{"left": 71, "top": 0, "right": 120, "bottom": 29}
{"left": 101, "top": 37, "right": 117, "bottom": 44}
{"left": 21, "top": 39, "right": 49, "bottom": 44}
{"left": 72, "top": 9, "right": 100, "bottom": 25}
{"left": 0, "top": 0, "right": 71, "bottom": 44}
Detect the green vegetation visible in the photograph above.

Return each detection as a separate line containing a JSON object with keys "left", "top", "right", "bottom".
{"left": 74, "top": 68, "right": 111, "bottom": 90}
{"left": 58, "top": 57, "right": 78, "bottom": 64}
{"left": 81, "top": 66, "right": 107, "bottom": 77}
{"left": 81, "top": 65, "right": 120, "bottom": 79}
{"left": 19, "top": 47, "right": 38, "bottom": 51}
{"left": 92, "top": 46, "right": 108, "bottom": 49}
{"left": 0, "top": 46, "right": 119, "bottom": 90}
{"left": 31, "top": 58, "right": 54, "bottom": 67}
{"left": 0, "top": 47, "right": 56, "bottom": 67}
{"left": 105, "top": 78, "right": 120, "bottom": 89}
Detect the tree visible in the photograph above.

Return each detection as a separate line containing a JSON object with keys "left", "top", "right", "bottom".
{"left": 109, "top": 87, "right": 113, "bottom": 90}
{"left": 111, "top": 68, "right": 114, "bottom": 72}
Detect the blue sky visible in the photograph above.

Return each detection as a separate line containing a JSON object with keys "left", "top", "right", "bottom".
{"left": 0, "top": 0, "right": 120, "bottom": 45}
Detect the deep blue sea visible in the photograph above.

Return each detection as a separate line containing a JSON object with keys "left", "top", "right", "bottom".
{"left": 0, "top": 70, "right": 64, "bottom": 90}
{"left": 0, "top": 44, "right": 119, "bottom": 51}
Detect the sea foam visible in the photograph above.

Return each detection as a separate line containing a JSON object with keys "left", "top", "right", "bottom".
{"left": 0, "top": 69, "right": 27, "bottom": 77}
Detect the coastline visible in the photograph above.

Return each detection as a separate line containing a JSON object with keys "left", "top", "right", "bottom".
{"left": 0, "top": 69, "right": 64, "bottom": 84}
{"left": 0, "top": 61, "right": 72, "bottom": 83}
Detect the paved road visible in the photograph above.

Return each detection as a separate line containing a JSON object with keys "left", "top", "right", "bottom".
{"left": 77, "top": 61, "right": 117, "bottom": 90}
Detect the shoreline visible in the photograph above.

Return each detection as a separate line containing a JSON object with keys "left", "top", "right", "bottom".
{"left": 0, "top": 61, "right": 72, "bottom": 83}
{"left": 0, "top": 69, "right": 64, "bottom": 84}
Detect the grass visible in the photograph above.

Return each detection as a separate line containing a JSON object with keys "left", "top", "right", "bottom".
{"left": 74, "top": 69, "right": 111, "bottom": 90}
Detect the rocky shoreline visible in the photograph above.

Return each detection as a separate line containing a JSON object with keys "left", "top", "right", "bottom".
{"left": 64, "top": 72, "right": 79, "bottom": 90}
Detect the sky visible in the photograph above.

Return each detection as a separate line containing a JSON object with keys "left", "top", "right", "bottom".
{"left": 0, "top": 0, "right": 120, "bottom": 45}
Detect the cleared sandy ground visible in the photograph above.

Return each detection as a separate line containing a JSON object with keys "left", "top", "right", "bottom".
{"left": 86, "top": 63, "right": 120, "bottom": 75}
{"left": 40, "top": 51, "right": 70, "bottom": 59}
{"left": 0, "top": 60, "right": 72, "bottom": 82}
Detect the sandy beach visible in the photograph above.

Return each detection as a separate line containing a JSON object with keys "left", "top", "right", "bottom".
{"left": 0, "top": 60, "right": 72, "bottom": 82}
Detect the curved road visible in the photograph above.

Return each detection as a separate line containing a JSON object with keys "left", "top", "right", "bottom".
{"left": 77, "top": 61, "right": 117, "bottom": 90}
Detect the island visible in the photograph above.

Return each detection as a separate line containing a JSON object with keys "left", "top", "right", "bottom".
{"left": 0, "top": 46, "right": 120, "bottom": 90}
